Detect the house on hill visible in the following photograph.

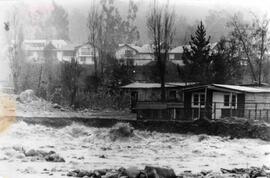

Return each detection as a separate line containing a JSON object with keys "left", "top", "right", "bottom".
{"left": 183, "top": 84, "right": 270, "bottom": 121}
{"left": 74, "top": 43, "right": 98, "bottom": 65}
{"left": 22, "top": 40, "right": 98, "bottom": 65}
{"left": 58, "top": 43, "right": 78, "bottom": 62}
{"left": 23, "top": 39, "right": 68, "bottom": 63}
{"left": 169, "top": 46, "right": 184, "bottom": 66}
{"left": 115, "top": 44, "right": 154, "bottom": 66}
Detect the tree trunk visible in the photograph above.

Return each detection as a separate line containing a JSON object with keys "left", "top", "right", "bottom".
{"left": 160, "top": 53, "right": 166, "bottom": 102}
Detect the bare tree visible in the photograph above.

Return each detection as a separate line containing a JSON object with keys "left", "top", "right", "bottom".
{"left": 146, "top": 0, "right": 175, "bottom": 101}
{"left": 229, "top": 14, "right": 270, "bottom": 85}
{"left": 4, "top": 7, "right": 24, "bottom": 93}
{"left": 252, "top": 14, "right": 269, "bottom": 85}
{"left": 87, "top": 1, "right": 101, "bottom": 77}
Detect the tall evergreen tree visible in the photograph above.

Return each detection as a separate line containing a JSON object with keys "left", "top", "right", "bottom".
{"left": 181, "top": 21, "right": 212, "bottom": 84}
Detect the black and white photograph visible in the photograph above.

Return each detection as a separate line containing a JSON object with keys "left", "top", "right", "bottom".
{"left": 0, "top": 0, "right": 270, "bottom": 177}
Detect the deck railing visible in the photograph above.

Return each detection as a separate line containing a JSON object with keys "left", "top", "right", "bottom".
{"left": 134, "top": 101, "right": 270, "bottom": 122}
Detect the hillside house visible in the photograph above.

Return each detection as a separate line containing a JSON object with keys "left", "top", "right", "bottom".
{"left": 169, "top": 46, "right": 184, "bottom": 66}
{"left": 74, "top": 43, "right": 98, "bottom": 65}
{"left": 115, "top": 44, "right": 154, "bottom": 66}
{"left": 23, "top": 40, "right": 68, "bottom": 63}
{"left": 58, "top": 43, "right": 78, "bottom": 62}
{"left": 121, "top": 82, "right": 195, "bottom": 120}
{"left": 183, "top": 84, "right": 270, "bottom": 121}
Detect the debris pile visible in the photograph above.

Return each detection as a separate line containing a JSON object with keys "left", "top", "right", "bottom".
{"left": 18, "top": 89, "right": 37, "bottom": 103}
{"left": 67, "top": 166, "right": 176, "bottom": 178}
{"left": 24, "top": 149, "right": 65, "bottom": 162}
{"left": 67, "top": 166, "right": 270, "bottom": 178}
{"left": 16, "top": 89, "right": 67, "bottom": 114}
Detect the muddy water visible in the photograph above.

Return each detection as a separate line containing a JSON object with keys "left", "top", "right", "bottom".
{"left": 0, "top": 121, "right": 269, "bottom": 178}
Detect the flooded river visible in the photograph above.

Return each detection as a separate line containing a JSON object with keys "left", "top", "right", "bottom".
{"left": 0, "top": 120, "right": 269, "bottom": 178}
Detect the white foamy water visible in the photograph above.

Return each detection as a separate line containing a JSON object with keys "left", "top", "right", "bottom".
{"left": 0, "top": 121, "right": 269, "bottom": 178}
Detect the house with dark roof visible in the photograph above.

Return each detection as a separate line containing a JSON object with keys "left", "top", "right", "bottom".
{"left": 183, "top": 84, "right": 270, "bottom": 120}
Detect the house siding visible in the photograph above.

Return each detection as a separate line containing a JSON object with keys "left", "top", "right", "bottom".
{"left": 212, "top": 91, "right": 228, "bottom": 119}
{"left": 244, "top": 93, "right": 270, "bottom": 119}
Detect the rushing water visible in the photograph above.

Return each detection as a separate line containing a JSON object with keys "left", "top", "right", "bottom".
{"left": 0, "top": 120, "right": 269, "bottom": 178}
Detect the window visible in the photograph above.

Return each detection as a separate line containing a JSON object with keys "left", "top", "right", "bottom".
{"left": 127, "top": 59, "right": 134, "bottom": 66}
{"left": 200, "top": 94, "right": 205, "bottom": 106}
{"left": 224, "top": 94, "right": 237, "bottom": 107}
{"left": 192, "top": 93, "right": 205, "bottom": 107}
{"left": 193, "top": 94, "right": 199, "bottom": 106}
{"left": 169, "top": 90, "right": 177, "bottom": 101}
{"left": 224, "top": 95, "right": 230, "bottom": 106}
{"left": 80, "top": 57, "right": 86, "bottom": 62}
{"left": 125, "top": 50, "right": 133, "bottom": 57}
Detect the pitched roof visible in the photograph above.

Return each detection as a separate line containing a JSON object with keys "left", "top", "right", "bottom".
{"left": 170, "top": 46, "right": 184, "bottom": 53}
{"left": 121, "top": 82, "right": 181, "bottom": 89}
{"left": 184, "top": 84, "right": 270, "bottom": 93}
{"left": 213, "top": 84, "right": 270, "bottom": 93}
{"left": 118, "top": 44, "right": 153, "bottom": 54}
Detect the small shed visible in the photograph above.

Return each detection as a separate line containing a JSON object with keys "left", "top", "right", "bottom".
{"left": 183, "top": 84, "right": 270, "bottom": 121}
{"left": 121, "top": 82, "right": 195, "bottom": 120}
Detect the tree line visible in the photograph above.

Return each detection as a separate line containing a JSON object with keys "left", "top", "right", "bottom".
{"left": 4, "top": 0, "right": 270, "bottom": 107}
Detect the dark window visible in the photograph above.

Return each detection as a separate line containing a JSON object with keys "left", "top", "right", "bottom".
{"left": 131, "top": 91, "right": 138, "bottom": 101}
{"left": 169, "top": 90, "right": 177, "bottom": 100}
{"left": 127, "top": 59, "right": 134, "bottom": 66}
{"left": 125, "top": 50, "right": 133, "bottom": 57}
{"left": 80, "top": 57, "right": 86, "bottom": 62}
{"left": 232, "top": 95, "right": 236, "bottom": 107}
{"left": 193, "top": 94, "right": 199, "bottom": 106}
{"left": 200, "top": 94, "right": 205, "bottom": 106}
{"left": 224, "top": 95, "right": 230, "bottom": 106}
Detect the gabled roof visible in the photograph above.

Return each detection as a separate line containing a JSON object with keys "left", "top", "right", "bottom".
{"left": 118, "top": 44, "right": 153, "bottom": 54}
{"left": 139, "top": 44, "right": 153, "bottom": 53}
{"left": 183, "top": 84, "right": 270, "bottom": 93}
